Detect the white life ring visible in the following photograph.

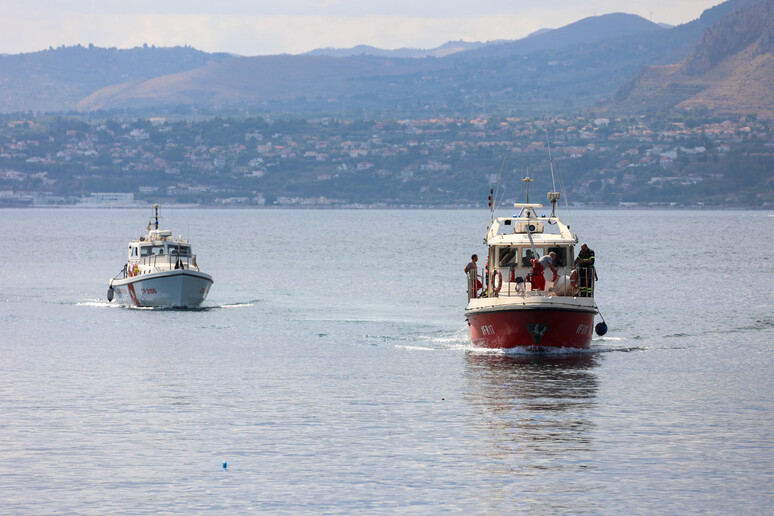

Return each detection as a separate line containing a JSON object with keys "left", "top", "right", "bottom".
{"left": 492, "top": 269, "right": 502, "bottom": 295}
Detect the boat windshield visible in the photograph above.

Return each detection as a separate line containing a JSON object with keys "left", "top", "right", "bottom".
{"left": 138, "top": 244, "right": 190, "bottom": 258}
{"left": 547, "top": 246, "right": 570, "bottom": 267}
{"left": 498, "top": 247, "right": 518, "bottom": 267}
{"left": 494, "top": 247, "right": 572, "bottom": 267}
{"left": 522, "top": 248, "right": 538, "bottom": 266}
{"left": 169, "top": 246, "right": 191, "bottom": 256}
{"left": 140, "top": 245, "right": 166, "bottom": 256}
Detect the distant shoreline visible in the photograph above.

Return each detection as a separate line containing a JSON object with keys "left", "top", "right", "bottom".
{"left": 1, "top": 204, "right": 770, "bottom": 211}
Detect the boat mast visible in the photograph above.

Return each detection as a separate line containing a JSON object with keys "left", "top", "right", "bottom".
{"left": 544, "top": 131, "right": 563, "bottom": 219}
{"left": 488, "top": 158, "right": 506, "bottom": 224}
{"left": 545, "top": 130, "right": 558, "bottom": 194}
{"left": 548, "top": 191, "right": 560, "bottom": 218}
{"left": 488, "top": 187, "right": 494, "bottom": 223}
{"left": 522, "top": 175, "right": 533, "bottom": 203}
{"left": 544, "top": 130, "right": 575, "bottom": 233}
{"left": 519, "top": 175, "right": 542, "bottom": 258}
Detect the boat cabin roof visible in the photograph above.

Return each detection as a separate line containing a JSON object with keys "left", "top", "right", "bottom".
{"left": 129, "top": 229, "right": 190, "bottom": 247}
{"left": 127, "top": 229, "right": 192, "bottom": 260}
{"left": 485, "top": 203, "right": 577, "bottom": 247}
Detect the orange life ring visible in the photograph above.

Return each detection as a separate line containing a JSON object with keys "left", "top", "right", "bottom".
{"left": 132, "top": 264, "right": 139, "bottom": 277}
{"left": 492, "top": 269, "right": 502, "bottom": 295}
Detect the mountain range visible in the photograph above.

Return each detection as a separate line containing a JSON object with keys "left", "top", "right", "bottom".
{"left": 0, "top": 0, "right": 771, "bottom": 118}
{"left": 611, "top": 0, "right": 774, "bottom": 118}
{"left": 303, "top": 40, "right": 489, "bottom": 58}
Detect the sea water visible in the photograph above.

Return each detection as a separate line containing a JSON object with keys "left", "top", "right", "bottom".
{"left": 0, "top": 208, "right": 772, "bottom": 514}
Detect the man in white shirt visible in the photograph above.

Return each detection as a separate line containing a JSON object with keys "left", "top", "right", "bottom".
{"left": 539, "top": 251, "right": 558, "bottom": 282}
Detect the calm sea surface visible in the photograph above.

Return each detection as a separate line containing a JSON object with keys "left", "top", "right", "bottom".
{"left": 1, "top": 208, "right": 773, "bottom": 514}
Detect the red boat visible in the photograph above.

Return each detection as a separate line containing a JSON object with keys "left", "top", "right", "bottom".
{"left": 465, "top": 180, "right": 600, "bottom": 349}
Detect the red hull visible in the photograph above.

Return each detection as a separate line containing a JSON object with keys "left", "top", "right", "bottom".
{"left": 467, "top": 308, "right": 595, "bottom": 349}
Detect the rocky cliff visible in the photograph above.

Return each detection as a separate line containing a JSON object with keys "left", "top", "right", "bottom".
{"left": 612, "top": 0, "right": 774, "bottom": 118}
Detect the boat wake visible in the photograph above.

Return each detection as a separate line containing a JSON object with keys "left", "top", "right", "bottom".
{"left": 219, "top": 300, "right": 261, "bottom": 309}
{"left": 392, "top": 326, "right": 647, "bottom": 355}
{"left": 393, "top": 328, "right": 469, "bottom": 351}
{"left": 76, "top": 300, "right": 122, "bottom": 308}
{"left": 470, "top": 345, "right": 598, "bottom": 356}
{"left": 411, "top": 325, "right": 650, "bottom": 355}
{"left": 417, "top": 328, "right": 470, "bottom": 345}
{"left": 76, "top": 298, "right": 260, "bottom": 310}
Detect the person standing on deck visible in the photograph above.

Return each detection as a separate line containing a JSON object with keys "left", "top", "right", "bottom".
{"left": 529, "top": 257, "right": 545, "bottom": 291}
{"left": 540, "top": 251, "right": 559, "bottom": 284}
{"left": 575, "top": 243, "right": 595, "bottom": 297}
{"left": 464, "top": 254, "right": 482, "bottom": 295}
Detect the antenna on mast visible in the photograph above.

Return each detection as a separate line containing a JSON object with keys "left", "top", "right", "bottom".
{"left": 488, "top": 158, "right": 506, "bottom": 223}
{"left": 545, "top": 130, "right": 561, "bottom": 218}
{"left": 548, "top": 191, "right": 560, "bottom": 217}
{"left": 521, "top": 175, "right": 534, "bottom": 203}
{"left": 545, "top": 130, "right": 558, "bottom": 193}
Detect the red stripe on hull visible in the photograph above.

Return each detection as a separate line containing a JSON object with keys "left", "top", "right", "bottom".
{"left": 127, "top": 283, "right": 140, "bottom": 306}
{"left": 467, "top": 309, "right": 595, "bottom": 349}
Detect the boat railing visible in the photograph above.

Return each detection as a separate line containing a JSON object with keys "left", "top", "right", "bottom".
{"left": 117, "top": 253, "right": 200, "bottom": 278}
{"left": 112, "top": 266, "right": 128, "bottom": 280}
{"left": 467, "top": 266, "right": 595, "bottom": 300}
{"left": 466, "top": 270, "right": 481, "bottom": 300}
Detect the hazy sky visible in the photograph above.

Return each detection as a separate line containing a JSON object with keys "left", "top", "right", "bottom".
{"left": 1, "top": 0, "right": 725, "bottom": 56}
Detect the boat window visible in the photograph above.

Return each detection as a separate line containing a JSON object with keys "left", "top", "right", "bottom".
{"left": 131, "top": 247, "right": 138, "bottom": 257}
{"left": 151, "top": 246, "right": 165, "bottom": 256}
{"left": 169, "top": 246, "right": 190, "bottom": 256}
{"left": 140, "top": 246, "right": 151, "bottom": 257}
{"left": 547, "top": 247, "right": 567, "bottom": 267}
{"left": 497, "top": 247, "right": 518, "bottom": 268}
{"left": 521, "top": 248, "right": 541, "bottom": 267}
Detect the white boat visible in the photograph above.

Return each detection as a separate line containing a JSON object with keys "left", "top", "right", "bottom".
{"left": 107, "top": 205, "right": 213, "bottom": 307}
{"left": 465, "top": 178, "right": 605, "bottom": 349}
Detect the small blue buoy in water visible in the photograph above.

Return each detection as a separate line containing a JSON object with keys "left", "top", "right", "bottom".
{"left": 595, "top": 322, "right": 608, "bottom": 336}
{"left": 223, "top": 461, "right": 227, "bottom": 470}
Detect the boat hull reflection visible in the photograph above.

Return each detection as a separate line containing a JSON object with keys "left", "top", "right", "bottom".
{"left": 464, "top": 351, "right": 600, "bottom": 512}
